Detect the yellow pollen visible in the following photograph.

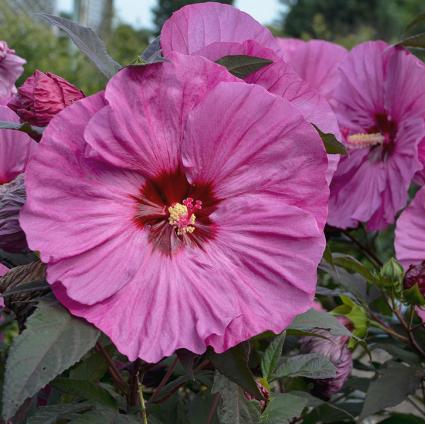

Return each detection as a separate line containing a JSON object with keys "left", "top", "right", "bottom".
{"left": 168, "top": 203, "right": 196, "bottom": 235}
{"left": 346, "top": 132, "right": 385, "bottom": 149}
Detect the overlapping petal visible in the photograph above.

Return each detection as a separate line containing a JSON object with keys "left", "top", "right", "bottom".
{"left": 276, "top": 38, "right": 347, "bottom": 99}
{"left": 85, "top": 53, "right": 238, "bottom": 177}
{"left": 53, "top": 191, "right": 323, "bottom": 362}
{"left": 183, "top": 81, "right": 329, "bottom": 228}
{"left": 20, "top": 94, "right": 148, "bottom": 304}
{"left": 161, "top": 2, "right": 279, "bottom": 57}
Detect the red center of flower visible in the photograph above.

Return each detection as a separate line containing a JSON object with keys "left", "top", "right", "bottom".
{"left": 345, "top": 113, "right": 398, "bottom": 161}
{"left": 132, "top": 169, "right": 218, "bottom": 255}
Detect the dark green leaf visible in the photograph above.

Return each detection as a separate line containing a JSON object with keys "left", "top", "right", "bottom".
{"left": 27, "top": 403, "right": 92, "bottom": 424}
{"left": 360, "top": 364, "right": 422, "bottom": 419}
{"left": 2, "top": 299, "right": 99, "bottom": 420}
{"left": 261, "top": 332, "right": 285, "bottom": 381}
{"left": 52, "top": 378, "right": 118, "bottom": 408}
{"left": 380, "top": 413, "right": 425, "bottom": 424}
{"left": 70, "top": 350, "right": 108, "bottom": 382}
{"left": 212, "top": 372, "right": 261, "bottom": 424}
{"left": 323, "top": 245, "right": 335, "bottom": 268}
{"left": 332, "top": 253, "right": 379, "bottom": 284}
{"left": 2, "top": 280, "right": 49, "bottom": 297}
{"left": 406, "top": 12, "right": 425, "bottom": 32}
{"left": 187, "top": 394, "right": 220, "bottom": 424}
{"left": 399, "top": 32, "right": 425, "bottom": 49}
{"left": 216, "top": 55, "right": 272, "bottom": 78}
{"left": 288, "top": 308, "right": 351, "bottom": 337}
{"left": 274, "top": 353, "right": 336, "bottom": 380}
{"left": 260, "top": 394, "right": 307, "bottom": 424}
{"left": 209, "top": 343, "right": 263, "bottom": 400}
{"left": 176, "top": 349, "right": 195, "bottom": 379}
{"left": 68, "top": 408, "right": 140, "bottom": 424}
{"left": 404, "top": 284, "right": 425, "bottom": 306}
{"left": 371, "top": 342, "right": 420, "bottom": 366}
{"left": 313, "top": 125, "right": 347, "bottom": 155}
{"left": 39, "top": 14, "right": 121, "bottom": 78}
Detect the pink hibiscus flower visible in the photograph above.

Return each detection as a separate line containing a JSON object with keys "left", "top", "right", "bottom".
{"left": 328, "top": 41, "right": 425, "bottom": 231}
{"left": 0, "top": 106, "right": 35, "bottom": 251}
{"left": 276, "top": 38, "right": 347, "bottom": 100}
{"left": 160, "top": 2, "right": 341, "bottom": 183}
{"left": 0, "top": 41, "right": 25, "bottom": 104}
{"left": 21, "top": 53, "right": 329, "bottom": 362}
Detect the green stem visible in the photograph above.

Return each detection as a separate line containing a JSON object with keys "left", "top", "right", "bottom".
{"left": 137, "top": 372, "right": 148, "bottom": 424}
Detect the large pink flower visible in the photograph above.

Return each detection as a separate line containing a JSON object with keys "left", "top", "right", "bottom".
{"left": 0, "top": 106, "right": 35, "bottom": 251}
{"left": 328, "top": 42, "right": 425, "bottom": 230}
{"left": 160, "top": 2, "right": 341, "bottom": 183}
{"left": 21, "top": 53, "right": 329, "bottom": 362}
{"left": 0, "top": 41, "right": 25, "bottom": 103}
{"left": 276, "top": 38, "right": 347, "bottom": 100}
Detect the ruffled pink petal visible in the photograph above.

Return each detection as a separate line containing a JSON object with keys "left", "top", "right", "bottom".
{"left": 384, "top": 46, "right": 425, "bottom": 124}
{"left": 182, "top": 82, "right": 329, "bottom": 229}
{"left": 329, "top": 118, "right": 424, "bottom": 230}
{"left": 395, "top": 186, "right": 425, "bottom": 269}
{"left": 53, "top": 191, "right": 324, "bottom": 362}
{"left": 196, "top": 40, "right": 341, "bottom": 140}
{"left": 205, "top": 193, "right": 324, "bottom": 352}
{"left": 85, "top": 52, "right": 238, "bottom": 177}
{"left": 276, "top": 38, "right": 347, "bottom": 99}
{"left": 52, "top": 244, "right": 244, "bottom": 362}
{"left": 160, "top": 2, "right": 279, "bottom": 57}
{"left": 20, "top": 94, "right": 148, "bottom": 304}
{"left": 0, "top": 106, "right": 35, "bottom": 183}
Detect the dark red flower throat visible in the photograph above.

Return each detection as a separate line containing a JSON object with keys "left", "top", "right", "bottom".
{"left": 133, "top": 168, "right": 218, "bottom": 255}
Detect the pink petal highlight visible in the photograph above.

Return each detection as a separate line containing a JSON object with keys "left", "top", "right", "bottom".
{"left": 161, "top": 2, "right": 279, "bottom": 57}
{"left": 182, "top": 82, "right": 329, "bottom": 229}
{"left": 276, "top": 38, "right": 347, "bottom": 99}
{"left": 85, "top": 53, "right": 238, "bottom": 176}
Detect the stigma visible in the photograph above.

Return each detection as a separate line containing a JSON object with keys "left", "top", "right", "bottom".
{"left": 346, "top": 132, "right": 385, "bottom": 149}
{"left": 168, "top": 197, "right": 202, "bottom": 235}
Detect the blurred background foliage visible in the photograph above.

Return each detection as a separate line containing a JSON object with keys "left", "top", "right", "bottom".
{"left": 277, "top": 0, "right": 425, "bottom": 48}
{"left": 0, "top": 0, "right": 424, "bottom": 94}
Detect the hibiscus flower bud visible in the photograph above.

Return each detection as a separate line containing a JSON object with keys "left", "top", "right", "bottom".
{"left": 404, "top": 261, "right": 425, "bottom": 295}
{"left": 300, "top": 330, "right": 352, "bottom": 400}
{"left": 0, "top": 174, "right": 27, "bottom": 252}
{"left": 8, "top": 70, "right": 84, "bottom": 127}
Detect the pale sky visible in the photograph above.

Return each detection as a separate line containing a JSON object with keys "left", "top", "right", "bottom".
{"left": 58, "top": 0, "right": 282, "bottom": 30}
